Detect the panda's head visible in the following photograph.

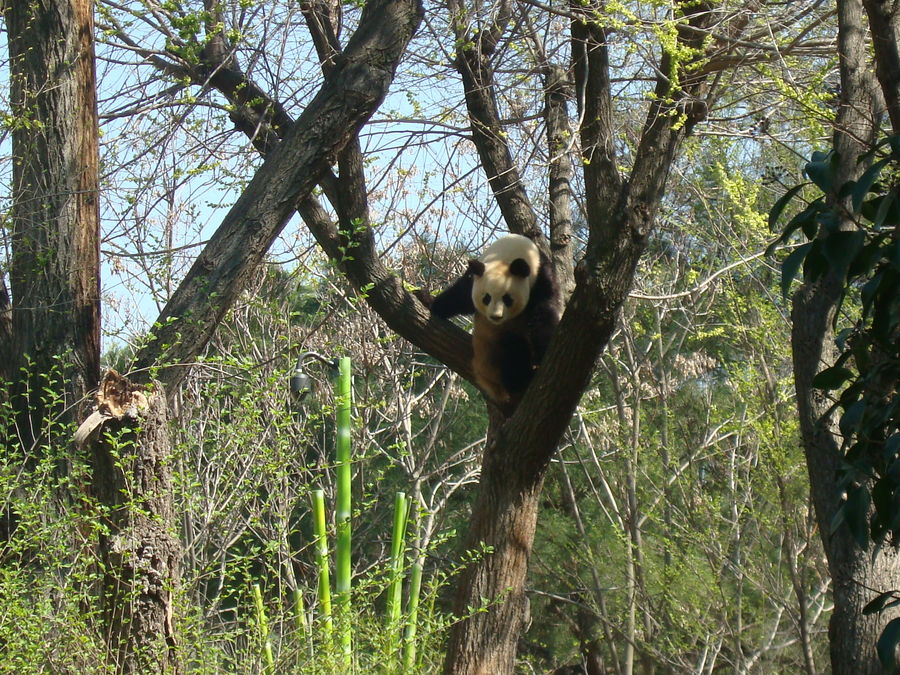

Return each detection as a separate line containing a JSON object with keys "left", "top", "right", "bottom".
{"left": 469, "top": 234, "right": 539, "bottom": 325}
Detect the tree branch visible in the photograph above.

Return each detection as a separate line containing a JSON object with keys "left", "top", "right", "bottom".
{"left": 570, "top": 0, "right": 622, "bottom": 222}
{"left": 444, "top": 4, "right": 727, "bottom": 672}
{"left": 129, "top": 0, "right": 424, "bottom": 390}
{"left": 862, "top": 0, "right": 900, "bottom": 133}
{"left": 447, "top": 0, "right": 543, "bottom": 244}
{"left": 543, "top": 60, "right": 576, "bottom": 296}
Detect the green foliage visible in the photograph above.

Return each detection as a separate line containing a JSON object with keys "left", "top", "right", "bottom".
{"left": 772, "top": 133, "right": 900, "bottom": 669}
{"left": 0, "top": 267, "right": 469, "bottom": 672}
{"left": 0, "top": 368, "right": 110, "bottom": 672}
{"left": 771, "top": 133, "right": 900, "bottom": 547}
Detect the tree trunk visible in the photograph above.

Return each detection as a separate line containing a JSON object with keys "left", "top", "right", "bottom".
{"left": 76, "top": 371, "right": 180, "bottom": 674}
{"left": 443, "top": 452, "right": 545, "bottom": 672}
{"left": 790, "top": 1, "right": 900, "bottom": 672}
{"left": 3, "top": 0, "right": 101, "bottom": 442}
{"left": 442, "top": 4, "right": 717, "bottom": 671}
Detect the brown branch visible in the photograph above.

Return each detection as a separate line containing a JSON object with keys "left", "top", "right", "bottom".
{"left": 570, "top": 0, "right": 623, "bottom": 222}
{"left": 126, "top": 0, "right": 472, "bottom": 385}
{"left": 447, "top": 0, "right": 543, "bottom": 244}
{"left": 129, "top": 0, "right": 424, "bottom": 391}
{"left": 300, "top": 0, "right": 343, "bottom": 74}
{"left": 305, "top": 140, "right": 477, "bottom": 381}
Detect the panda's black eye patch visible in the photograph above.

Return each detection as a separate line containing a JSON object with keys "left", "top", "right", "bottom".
{"left": 502, "top": 294, "right": 513, "bottom": 307}
{"left": 482, "top": 294, "right": 491, "bottom": 305}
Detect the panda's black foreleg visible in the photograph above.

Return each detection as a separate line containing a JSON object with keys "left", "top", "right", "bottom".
{"left": 431, "top": 273, "right": 476, "bottom": 319}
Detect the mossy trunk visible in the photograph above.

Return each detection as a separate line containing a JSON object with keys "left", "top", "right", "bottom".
{"left": 79, "top": 371, "right": 180, "bottom": 673}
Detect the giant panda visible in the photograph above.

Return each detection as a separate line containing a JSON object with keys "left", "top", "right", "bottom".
{"left": 431, "top": 234, "right": 561, "bottom": 411}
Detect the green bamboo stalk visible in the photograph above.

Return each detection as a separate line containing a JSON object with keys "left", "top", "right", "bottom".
{"left": 293, "top": 587, "right": 307, "bottom": 634}
{"left": 292, "top": 587, "right": 308, "bottom": 669}
{"left": 311, "top": 489, "right": 333, "bottom": 642}
{"left": 252, "top": 583, "right": 275, "bottom": 675}
{"left": 334, "top": 356, "right": 353, "bottom": 669}
{"left": 402, "top": 549, "right": 424, "bottom": 672}
{"left": 386, "top": 492, "right": 409, "bottom": 660}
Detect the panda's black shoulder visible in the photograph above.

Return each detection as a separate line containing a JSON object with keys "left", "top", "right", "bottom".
{"left": 526, "top": 249, "right": 561, "bottom": 315}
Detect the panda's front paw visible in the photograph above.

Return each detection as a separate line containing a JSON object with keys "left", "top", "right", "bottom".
{"left": 413, "top": 288, "right": 435, "bottom": 310}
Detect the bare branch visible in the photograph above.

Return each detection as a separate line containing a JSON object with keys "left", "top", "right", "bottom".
{"left": 447, "top": 0, "right": 543, "bottom": 244}
{"left": 129, "top": 0, "right": 424, "bottom": 390}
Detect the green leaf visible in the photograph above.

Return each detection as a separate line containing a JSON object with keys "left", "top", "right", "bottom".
{"left": 840, "top": 400, "right": 866, "bottom": 438}
{"left": 885, "top": 433, "right": 900, "bottom": 460}
{"left": 781, "top": 242, "right": 812, "bottom": 298}
{"left": 888, "top": 133, "right": 900, "bottom": 157}
{"left": 864, "top": 591, "right": 900, "bottom": 615}
{"left": 766, "top": 200, "right": 824, "bottom": 256}
{"left": 874, "top": 185, "right": 898, "bottom": 227}
{"left": 823, "top": 230, "right": 865, "bottom": 280}
{"left": 802, "top": 241, "right": 828, "bottom": 282}
{"left": 812, "top": 366, "right": 853, "bottom": 390}
{"left": 852, "top": 157, "right": 890, "bottom": 212}
{"left": 768, "top": 183, "right": 807, "bottom": 231}
{"left": 877, "top": 618, "right": 900, "bottom": 670}
{"left": 872, "top": 478, "right": 893, "bottom": 537}
{"left": 805, "top": 151, "right": 836, "bottom": 193}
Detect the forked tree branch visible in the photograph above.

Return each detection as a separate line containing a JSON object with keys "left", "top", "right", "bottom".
{"left": 447, "top": 0, "right": 544, "bottom": 245}
{"left": 444, "top": 3, "right": 725, "bottom": 673}
{"left": 129, "top": 0, "right": 425, "bottom": 390}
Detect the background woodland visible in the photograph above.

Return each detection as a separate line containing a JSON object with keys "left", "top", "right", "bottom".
{"left": 1, "top": 0, "right": 899, "bottom": 673}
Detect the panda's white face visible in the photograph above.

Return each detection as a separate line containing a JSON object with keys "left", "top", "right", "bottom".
{"left": 472, "top": 261, "right": 531, "bottom": 325}
{"left": 468, "top": 234, "right": 540, "bottom": 325}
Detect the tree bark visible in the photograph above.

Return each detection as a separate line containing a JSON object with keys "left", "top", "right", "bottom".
{"left": 544, "top": 63, "right": 576, "bottom": 298}
{"left": 3, "top": 0, "right": 101, "bottom": 444}
{"left": 861, "top": 0, "right": 900, "bottom": 133}
{"left": 790, "top": 1, "right": 900, "bottom": 672}
{"left": 76, "top": 371, "right": 180, "bottom": 674}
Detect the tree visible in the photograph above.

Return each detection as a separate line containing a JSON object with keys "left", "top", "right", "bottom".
{"left": 777, "top": 1, "right": 900, "bottom": 672}
{"left": 89, "top": 0, "right": 839, "bottom": 670}
{"left": 3, "top": 0, "right": 860, "bottom": 669}
{"left": 2, "top": 4, "right": 184, "bottom": 669}
{"left": 1, "top": 0, "right": 101, "bottom": 448}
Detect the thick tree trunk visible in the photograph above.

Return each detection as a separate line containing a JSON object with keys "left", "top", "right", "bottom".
{"left": 444, "top": 446, "right": 545, "bottom": 672}
{"left": 76, "top": 371, "right": 180, "bottom": 674}
{"left": 3, "top": 0, "right": 101, "bottom": 442}
{"left": 793, "top": 272, "right": 900, "bottom": 674}
{"left": 790, "top": 1, "right": 900, "bottom": 672}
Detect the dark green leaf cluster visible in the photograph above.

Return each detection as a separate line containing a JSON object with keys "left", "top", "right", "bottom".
{"left": 774, "top": 133, "right": 899, "bottom": 544}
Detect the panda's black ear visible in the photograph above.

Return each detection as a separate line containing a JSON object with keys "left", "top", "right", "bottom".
{"left": 468, "top": 260, "right": 486, "bottom": 276}
{"left": 509, "top": 258, "right": 531, "bottom": 278}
